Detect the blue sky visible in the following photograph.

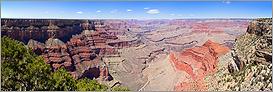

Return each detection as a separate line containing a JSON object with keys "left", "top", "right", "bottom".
{"left": 1, "top": 1, "right": 272, "bottom": 19}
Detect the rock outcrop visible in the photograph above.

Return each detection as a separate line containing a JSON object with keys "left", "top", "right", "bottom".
{"left": 66, "top": 29, "right": 116, "bottom": 80}
{"left": 1, "top": 19, "right": 83, "bottom": 43}
{"left": 27, "top": 39, "right": 45, "bottom": 55}
{"left": 234, "top": 18, "right": 272, "bottom": 68}
{"left": 206, "top": 18, "right": 272, "bottom": 91}
{"left": 169, "top": 39, "right": 229, "bottom": 91}
{"left": 24, "top": 20, "right": 121, "bottom": 81}
{"left": 43, "top": 38, "right": 74, "bottom": 71}
{"left": 2, "top": 18, "right": 253, "bottom": 91}
{"left": 2, "top": 19, "right": 147, "bottom": 84}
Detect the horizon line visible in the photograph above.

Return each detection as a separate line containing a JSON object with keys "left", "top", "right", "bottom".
{"left": 2, "top": 17, "right": 264, "bottom": 20}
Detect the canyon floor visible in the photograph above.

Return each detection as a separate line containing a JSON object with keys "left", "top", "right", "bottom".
{"left": 99, "top": 19, "right": 251, "bottom": 90}
{"left": 2, "top": 18, "right": 271, "bottom": 91}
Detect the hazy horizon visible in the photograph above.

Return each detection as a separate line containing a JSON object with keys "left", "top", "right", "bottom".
{"left": 2, "top": 1, "right": 272, "bottom": 19}
{"left": 1, "top": 17, "right": 259, "bottom": 20}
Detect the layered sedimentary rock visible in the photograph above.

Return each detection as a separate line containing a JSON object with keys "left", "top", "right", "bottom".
{"left": 2, "top": 18, "right": 253, "bottom": 91}
{"left": 206, "top": 18, "right": 272, "bottom": 91}
{"left": 61, "top": 20, "right": 118, "bottom": 80}
{"left": 43, "top": 38, "right": 74, "bottom": 71}
{"left": 2, "top": 19, "right": 146, "bottom": 83}
{"left": 27, "top": 39, "right": 46, "bottom": 55}
{"left": 169, "top": 40, "right": 229, "bottom": 91}
{"left": 102, "top": 19, "right": 249, "bottom": 91}
{"left": 1, "top": 19, "right": 83, "bottom": 43}
{"left": 107, "top": 31, "right": 141, "bottom": 48}
{"left": 24, "top": 20, "right": 121, "bottom": 81}
{"left": 234, "top": 18, "right": 272, "bottom": 67}
{"left": 66, "top": 30, "right": 116, "bottom": 80}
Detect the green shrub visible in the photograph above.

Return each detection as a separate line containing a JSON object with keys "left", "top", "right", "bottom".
{"left": 111, "top": 86, "right": 130, "bottom": 91}
{"left": 1, "top": 36, "right": 129, "bottom": 91}
{"left": 76, "top": 78, "right": 108, "bottom": 91}
{"left": 1, "top": 36, "right": 52, "bottom": 91}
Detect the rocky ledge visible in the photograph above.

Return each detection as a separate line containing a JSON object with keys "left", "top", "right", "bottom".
{"left": 169, "top": 39, "right": 229, "bottom": 91}
{"left": 206, "top": 18, "right": 272, "bottom": 91}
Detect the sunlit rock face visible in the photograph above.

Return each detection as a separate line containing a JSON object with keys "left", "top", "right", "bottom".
{"left": 169, "top": 40, "right": 229, "bottom": 91}
{"left": 22, "top": 20, "right": 120, "bottom": 81}
{"left": 1, "top": 19, "right": 83, "bottom": 43}
{"left": 43, "top": 38, "right": 74, "bottom": 71}
{"left": 2, "top": 18, "right": 252, "bottom": 90}
{"left": 205, "top": 18, "right": 272, "bottom": 91}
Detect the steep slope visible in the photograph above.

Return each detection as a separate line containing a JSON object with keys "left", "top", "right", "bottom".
{"left": 1, "top": 19, "right": 83, "bottom": 43}
{"left": 206, "top": 18, "right": 272, "bottom": 91}
{"left": 169, "top": 39, "right": 229, "bottom": 91}
{"left": 140, "top": 54, "right": 184, "bottom": 91}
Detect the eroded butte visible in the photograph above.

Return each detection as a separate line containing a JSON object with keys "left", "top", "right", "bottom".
{"left": 1, "top": 19, "right": 250, "bottom": 91}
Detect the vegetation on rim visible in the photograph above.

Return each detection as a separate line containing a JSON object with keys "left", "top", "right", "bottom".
{"left": 1, "top": 36, "right": 129, "bottom": 91}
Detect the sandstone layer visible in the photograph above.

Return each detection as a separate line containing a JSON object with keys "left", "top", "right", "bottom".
{"left": 1, "top": 18, "right": 252, "bottom": 91}
{"left": 169, "top": 40, "right": 229, "bottom": 91}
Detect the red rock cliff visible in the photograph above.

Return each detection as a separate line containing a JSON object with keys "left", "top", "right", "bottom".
{"left": 169, "top": 39, "right": 229, "bottom": 91}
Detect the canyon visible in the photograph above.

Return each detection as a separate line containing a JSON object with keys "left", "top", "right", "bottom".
{"left": 206, "top": 18, "right": 272, "bottom": 91}
{"left": 3, "top": 18, "right": 266, "bottom": 91}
